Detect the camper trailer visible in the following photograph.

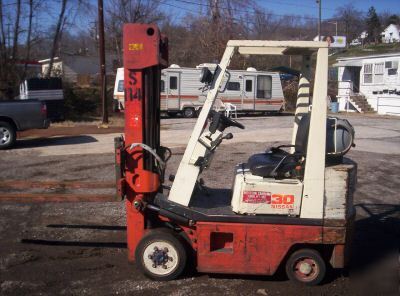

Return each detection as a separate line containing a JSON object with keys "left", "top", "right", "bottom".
{"left": 113, "top": 65, "right": 285, "bottom": 117}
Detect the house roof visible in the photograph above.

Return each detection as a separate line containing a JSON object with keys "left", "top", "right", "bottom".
{"left": 333, "top": 52, "right": 400, "bottom": 67}
{"left": 38, "top": 54, "right": 120, "bottom": 75}
{"left": 336, "top": 52, "right": 400, "bottom": 62}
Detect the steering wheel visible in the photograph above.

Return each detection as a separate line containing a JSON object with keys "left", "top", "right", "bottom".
{"left": 219, "top": 113, "right": 245, "bottom": 129}
{"left": 209, "top": 110, "right": 245, "bottom": 133}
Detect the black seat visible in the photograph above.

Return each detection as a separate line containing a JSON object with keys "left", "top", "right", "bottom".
{"left": 247, "top": 114, "right": 310, "bottom": 178}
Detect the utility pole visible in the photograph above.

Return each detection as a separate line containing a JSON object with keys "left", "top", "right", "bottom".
{"left": 316, "top": 0, "right": 321, "bottom": 41}
{"left": 98, "top": 0, "right": 108, "bottom": 126}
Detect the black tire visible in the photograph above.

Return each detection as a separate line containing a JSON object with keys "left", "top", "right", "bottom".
{"left": 135, "top": 229, "right": 187, "bottom": 281}
{"left": 0, "top": 121, "right": 16, "bottom": 150}
{"left": 183, "top": 107, "right": 196, "bottom": 118}
{"left": 167, "top": 112, "right": 178, "bottom": 118}
{"left": 285, "top": 248, "right": 326, "bottom": 286}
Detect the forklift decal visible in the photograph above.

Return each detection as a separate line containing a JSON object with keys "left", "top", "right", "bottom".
{"left": 242, "top": 191, "right": 271, "bottom": 203}
{"left": 271, "top": 194, "right": 295, "bottom": 209}
{"left": 128, "top": 43, "right": 144, "bottom": 51}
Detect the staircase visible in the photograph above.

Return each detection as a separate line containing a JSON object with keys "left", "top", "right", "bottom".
{"left": 350, "top": 94, "right": 376, "bottom": 113}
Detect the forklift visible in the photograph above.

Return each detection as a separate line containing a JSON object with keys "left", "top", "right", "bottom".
{"left": 115, "top": 24, "right": 356, "bottom": 285}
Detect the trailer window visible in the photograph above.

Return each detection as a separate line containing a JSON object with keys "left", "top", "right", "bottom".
{"left": 117, "top": 80, "right": 124, "bottom": 92}
{"left": 170, "top": 76, "right": 178, "bottom": 90}
{"left": 227, "top": 82, "right": 240, "bottom": 91}
{"left": 256, "top": 75, "right": 272, "bottom": 99}
{"left": 245, "top": 80, "right": 252, "bottom": 92}
{"left": 161, "top": 80, "right": 165, "bottom": 92}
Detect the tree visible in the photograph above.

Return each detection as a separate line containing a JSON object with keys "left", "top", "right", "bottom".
{"left": 23, "top": 0, "right": 34, "bottom": 77}
{"left": 105, "top": 0, "right": 166, "bottom": 58}
{"left": 334, "top": 4, "right": 364, "bottom": 46}
{"left": 385, "top": 14, "right": 400, "bottom": 26}
{"left": 46, "top": 0, "right": 68, "bottom": 78}
{"left": 366, "top": 6, "right": 381, "bottom": 44}
{"left": 11, "top": 0, "right": 21, "bottom": 60}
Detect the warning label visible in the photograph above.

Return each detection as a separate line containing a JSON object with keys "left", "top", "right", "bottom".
{"left": 242, "top": 191, "right": 271, "bottom": 203}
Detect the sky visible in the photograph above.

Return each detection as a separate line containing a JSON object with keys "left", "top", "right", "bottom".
{"left": 2, "top": 0, "right": 400, "bottom": 36}
{"left": 160, "top": 0, "right": 400, "bottom": 23}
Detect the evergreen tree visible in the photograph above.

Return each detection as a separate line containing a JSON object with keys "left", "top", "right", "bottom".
{"left": 366, "top": 6, "right": 381, "bottom": 44}
{"left": 386, "top": 14, "right": 400, "bottom": 26}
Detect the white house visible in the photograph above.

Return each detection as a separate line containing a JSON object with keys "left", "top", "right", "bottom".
{"left": 381, "top": 24, "right": 400, "bottom": 43}
{"left": 350, "top": 31, "right": 368, "bottom": 46}
{"left": 334, "top": 53, "right": 400, "bottom": 116}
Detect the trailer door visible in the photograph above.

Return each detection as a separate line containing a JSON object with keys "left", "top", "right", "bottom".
{"left": 256, "top": 75, "right": 272, "bottom": 111}
{"left": 167, "top": 72, "right": 180, "bottom": 110}
{"left": 242, "top": 75, "right": 256, "bottom": 110}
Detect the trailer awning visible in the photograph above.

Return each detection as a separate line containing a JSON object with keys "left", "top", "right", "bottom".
{"left": 332, "top": 60, "right": 363, "bottom": 67}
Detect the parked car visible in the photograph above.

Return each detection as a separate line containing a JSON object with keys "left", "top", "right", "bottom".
{"left": 0, "top": 99, "right": 50, "bottom": 149}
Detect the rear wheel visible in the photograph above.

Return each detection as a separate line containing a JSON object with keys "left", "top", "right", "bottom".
{"left": 167, "top": 112, "right": 178, "bottom": 118}
{"left": 183, "top": 107, "right": 196, "bottom": 118}
{"left": 285, "top": 248, "right": 326, "bottom": 286}
{"left": 135, "top": 229, "right": 187, "bottom": 281}
{"left": 0, "top": 121, "right": 16, "bottom": 150}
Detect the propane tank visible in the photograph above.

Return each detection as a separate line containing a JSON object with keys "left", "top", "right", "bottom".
{"left": 326, "top": 117, "right": 355, "bottom": 157}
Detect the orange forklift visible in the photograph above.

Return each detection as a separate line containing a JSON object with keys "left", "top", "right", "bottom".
{"left": 115, "top": 23, "right": 356, "bottom": 285}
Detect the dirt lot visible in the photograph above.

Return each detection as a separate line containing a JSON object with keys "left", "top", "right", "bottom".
{"left": 0, "top": 114, "right": 399, "bottom": 295}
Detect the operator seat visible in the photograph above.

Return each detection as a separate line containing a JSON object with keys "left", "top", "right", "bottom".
{"left": 247, "top": 113, "right": 355, "bottom": 178}
{"left": 247, "top": 114, "right": 310, "bottom": 178}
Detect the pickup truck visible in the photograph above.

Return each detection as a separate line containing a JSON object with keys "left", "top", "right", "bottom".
{"left": 0, "top": 99, "right": 50, "bottom": 149}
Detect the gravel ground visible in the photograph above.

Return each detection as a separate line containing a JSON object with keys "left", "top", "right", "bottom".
{"left": 0, "top": 115, "right": 399, "bottom": 295}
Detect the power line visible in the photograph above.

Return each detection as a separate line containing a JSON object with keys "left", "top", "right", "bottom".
{"left": 165, "top": 0, "right": 320, "bottom": 21}
{"left": 256, "top": 0, "right": 337, "bottom": 12}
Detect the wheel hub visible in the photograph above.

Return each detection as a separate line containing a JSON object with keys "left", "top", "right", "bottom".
{"left": 148, "top": 246, "right": 173, "bottom": 269}
{"left": 0, "top": 128, "right": 10, "bottom": 144}
{"left": 294, "top": 258, "right": 318, "bottom": 281}
{"left": 298, "top": 262, "right": 312, "bottom": 275}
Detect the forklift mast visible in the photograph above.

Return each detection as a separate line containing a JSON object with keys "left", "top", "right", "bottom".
{"left": 117, "top": 24, "right": 168, "bottom": 259}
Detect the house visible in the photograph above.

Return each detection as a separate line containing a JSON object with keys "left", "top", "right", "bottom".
{"left": 381, "top": 24, "right": 400, "bottom": 43}
{"left": 39, "top": 54, "right": 120, "bottom": 86}
{"left": 350, "top": 31, "right": 368, "bottom": 46}
{"left": 334, "top": 53, "right": 400, "bottom": 116}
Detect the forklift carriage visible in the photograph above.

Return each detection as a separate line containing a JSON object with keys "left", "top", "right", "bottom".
{"left": 115, "top": 24, "right": 356, "bottom": 285}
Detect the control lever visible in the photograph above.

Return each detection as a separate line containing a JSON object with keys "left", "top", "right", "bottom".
{"left": 223, "top": 133, "right": 233, "bottom": 140}
{"left": 211, "top": 133, "right": 233, "bottom": 151}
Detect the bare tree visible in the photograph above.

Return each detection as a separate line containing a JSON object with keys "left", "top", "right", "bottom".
{"left": 46, "top": 0, "right": 68, "bottom": 77}
{"left": 23, "top": 0, "right": 34, "bottom": 77}
{"left": 105, "top": 0, "right": 165, "bottom": 58}
{"left": 0, "top": 0, "right": 6, "bottom": 59}
{"left": 334, "top": 4, "right": 364, "bottom": 46}
{"left": 11, "top": 0, "right": 21, "bottom": 60}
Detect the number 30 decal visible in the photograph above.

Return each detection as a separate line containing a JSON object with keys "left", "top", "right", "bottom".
{"left": 271, "top": 194, "right": 294, "bottom": 205}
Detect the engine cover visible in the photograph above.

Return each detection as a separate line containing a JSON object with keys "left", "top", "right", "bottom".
{"left": 231, "top": 164, "right": 303, "bottom": 215}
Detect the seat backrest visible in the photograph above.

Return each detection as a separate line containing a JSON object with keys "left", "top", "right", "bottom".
{"left": 294, "top": 114, "right": 355, "bottom": 157}
{"left": 294, "top": 113, "right": 310, "bottom": 154}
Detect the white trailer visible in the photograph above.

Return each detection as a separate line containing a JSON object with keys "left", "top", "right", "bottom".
{"left": 113, "top": 65, "right": 285, "bottom": 117}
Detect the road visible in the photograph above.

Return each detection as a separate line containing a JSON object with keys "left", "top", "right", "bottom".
{"left": 10, "top": 113, "right": 400, "bottom": 156}
{"left": 0, "top": 114, "right": 399, "bottom": 295}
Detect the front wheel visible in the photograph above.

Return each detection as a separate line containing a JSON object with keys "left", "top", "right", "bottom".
{"left": 285, "top": 248, "right": 326, "bottom": 286}
{"left": 0, "top": 121, "right": 16, "bottom": 149}
{"left": 183, "top": 107, "right": 196, "bottom": 118}
{"left": 135, "top": 229, "right": 187, "bottom": 281}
